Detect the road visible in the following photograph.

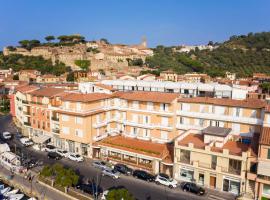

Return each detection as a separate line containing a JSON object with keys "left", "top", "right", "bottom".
{"left": 0, "top": 114, "right": 235, "bottom": 200}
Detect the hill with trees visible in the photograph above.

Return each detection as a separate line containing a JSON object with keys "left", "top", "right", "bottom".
{"left": 145, "top": 32, "right": 270, "bottom": 77}
{"left": 0, "top": 53, "right": 68, "bottom": 76}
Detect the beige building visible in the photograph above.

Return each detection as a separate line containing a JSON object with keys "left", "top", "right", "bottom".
{"left": 174, "top": 126, "right": 256, "bottom": 196}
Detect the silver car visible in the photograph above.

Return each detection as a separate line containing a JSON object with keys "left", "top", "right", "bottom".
{"left": 102, "top": 168, "right": 120, "bottom": 179}
{"left": 92, "top": 160, "right": 108, "bottom": 170}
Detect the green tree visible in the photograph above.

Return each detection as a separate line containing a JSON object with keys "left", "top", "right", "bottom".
{"left": 40, "top": 165, "right": 53, "bottom": 177}
{"left": 106, "top": 188, "right": 135, "bottom": 200}
{"left": 19, "top": 40, "right": 30, "bottom": 48}
{"left": 100, "top": 38, "right": 109, "bottom": 44}
{"left": 66, "top": 72, "right": 75, "bottom": 82}
{"left": 45, "top": 35, "right": 55, "bottom": 42}
{"left": 74, "top": 60, "right": 90, "bottom": 71}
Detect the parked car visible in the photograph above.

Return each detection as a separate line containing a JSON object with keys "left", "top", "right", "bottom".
{"left": 22, "top": 158, "right": 39, "bottom": 169}
{"left": 44, "top": 145, "right": 56, "bottom": 152}
{"left": 180, "top": 182, "right": 205, "bottom": 195}
{"left": 133, "top": 170, "right": 155, "bottom": 182}
{"left": 102, "top": 168, "right": 120, "bottom": 179}
{"left": 47, "top": 152, "right": 62, "bottom": 160}
{"left": 76, "top": 183, "right": 102, "bottom": 196}
{"left": 113, "top": 164, "right": 133, "bottom": 175}
{"left": 92, "top": 160, "right": 108, "bottom": 170}
{"left": 19, "top": 137, "right": 33, "bottom": 147}
{"left": 2, "top": 132, "right": 12, "bottom": 140}
{"left": 68, "top": 153, "right": 84, "bottom": 162}
{"left": 56, "top": 149, "right": 69, "bottom": 157}
{"left": 155, "top": 174, "right": 178, "bottom": 188}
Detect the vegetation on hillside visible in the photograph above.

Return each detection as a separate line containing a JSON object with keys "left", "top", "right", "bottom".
{"left": 0, "top": 53, "right": 67, "bottom": 75}
{"left": 145, "top": 32, "right": 270, "bottom": 77}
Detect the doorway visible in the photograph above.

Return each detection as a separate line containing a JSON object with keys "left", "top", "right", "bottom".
{"left": 210, "top": 176, "right": 216, "bottom": 189}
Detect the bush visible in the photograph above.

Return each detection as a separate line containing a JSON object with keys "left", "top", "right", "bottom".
{"left": 106, "top": 188, "right": 135, "bottom": 200}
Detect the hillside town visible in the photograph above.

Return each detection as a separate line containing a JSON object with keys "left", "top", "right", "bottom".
{"left": 0, "top": 53, "right": 270, "bottom": 200}
{"left": 1, "top": 1, "right": 270, "bottom": 200}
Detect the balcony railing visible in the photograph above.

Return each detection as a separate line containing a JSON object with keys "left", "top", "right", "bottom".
{"left": 23, "top": 111, "right": 30, "bottom": 115}
{"left": 177, "top": 110, "right": 263, "bottom": 125}
{"left": 221, "top": 167, "right": 241, "bottom": 175}
{"left": 52, "top": 129, "right": 60, "bottom": 133}
{"left": 51, "top": 116, "right": 59, "bottom": 121}
{"left": 24, "top": 122, "right": 31, "bottom": 126}
{"left": 180, "top": 158, "right": 191, "bottom": 165}
{"left": 22, "top": 100, "right": 29, "bottom": 104}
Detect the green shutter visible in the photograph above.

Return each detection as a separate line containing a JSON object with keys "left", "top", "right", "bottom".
{"left": 268, "top": 149, "right": 270, "bottom": 159}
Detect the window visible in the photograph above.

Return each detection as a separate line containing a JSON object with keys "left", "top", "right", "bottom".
{"left": 182, "top": 103, "right": 190, "bottom": 111}
{"left": 64, "top": 101, "right": 70, "bottom": 109}
{"left": 96, "top": 115, "right": 100, "bottom": 123}
{"left": 180, "top": 150, "right": 190, "bottom": 164}
{"left": 147, "top": 102, "right": 153, "bottom": 110}
{"left": 133, "top": 101, "right": 139, "bottom": 109}
{"left": 143, "top": 115, "right": 150, "bottom": 124}
{"left": 75, "top": 117, "right": 83, "bottom": 124}
{"left": 161, "top": 131, "right": 168, "bottom": 140}
{"left": 199, "top": 119, "right": 204, "bottom": 126}
{"left": 62, "top": 115, "right": 69, "bottom": 121}
{"left": 132, "top": 127, "right": 138, "bottom": 136}
{"left": 236, "top": 108, "right": 241, "bottom": 117}
{"left": 76, "top": 103, "right": 81, "bottom": 111}
{"left": 229, "top": 159, "right": 242, "bottom": 175}
{"left": 132, "top": 114, "right": 138, "bottom": 122}
{"left": 143, "top": 129, "right": 150, "bottom": 138}
{"left": 161, "top": 117, "right": 169, "bottom": 126}
{"left": 179, "top": 117, "right": 183, "bottom": 124}
{"left": 267, "top": 149, "right": 270, "bottom": 159}
{"left": 62, "top": 127, "right": 70, "bottom": 134}
{"left": 160, "top": 103, "right": 168, "bottom": 111}
{"left": 75, "top": 129, "right": 83, "bottom": 138}
{"left": 263, "top": 184, "right": 270, "bottom": 196}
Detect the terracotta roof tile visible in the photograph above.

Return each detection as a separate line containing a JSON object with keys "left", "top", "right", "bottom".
{"left": 16, "top": 85, "right": 39, "bottom": 93}
{"left": 260, "top": 127, "right": 270, "bottom": 145}
{"left": 29, "top": 88, "right": 65, "bottom": 98}
{"left": 61, "top": 93, "right": 111, "bottom": 102}
{"left": 114, "top": 91, "right": 179, "bottom": 103}
{"left": 178, "top": 133, "right": 251, "bottom": 156}
{"left": 178, "top": 97, "right": 266, "bottom": 109}
{"left": 95, "top": 135, "right": 170, "bottom": 159}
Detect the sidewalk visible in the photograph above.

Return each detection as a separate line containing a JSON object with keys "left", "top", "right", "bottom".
{"left": 0, "top": 166, "right": 75, "bottom": 200}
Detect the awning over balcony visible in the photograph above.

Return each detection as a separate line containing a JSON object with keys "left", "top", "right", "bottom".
{"left": 32, "top": 135, "right": 51, "bottom": 144}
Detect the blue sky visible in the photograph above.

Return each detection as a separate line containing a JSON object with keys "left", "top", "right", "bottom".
{"left": 0, "top": 0, "right": 269, "bottom": 49}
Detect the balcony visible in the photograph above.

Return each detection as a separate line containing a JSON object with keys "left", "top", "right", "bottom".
{"left": 23, "top": 111, "right": 30, "bottom": 115}
{"left": 51, "top": 116, "right": 59, "bottom": 121}
{"left": 155, "top": 124, "right": 173, "bottom": 130}
{"left": 52, "top": 129, "right": 60, "bottom": 134}
{"left": 24, "top": 122, "right": 31, "bottom": 126}
{"left": 22, "top": 100, "right": 29, "bottom": 104}
{"left": 176, "top": 123, "right": 204, "bottom": 130}
{"left": 179, "top": 158, "right": 192, "bottom": 165}
{"left": 221, "top": 167, "right": 241, "bottom": 176}
{"left": 122, "top": 120, "right": 155, "bottom": 129}
{"left": 177, "top": 110, "right": 263, "bottom": 125}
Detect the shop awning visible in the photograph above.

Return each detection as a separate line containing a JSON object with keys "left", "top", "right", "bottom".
{"left": 32, "top": 135, "right": 51, "bottom": 144}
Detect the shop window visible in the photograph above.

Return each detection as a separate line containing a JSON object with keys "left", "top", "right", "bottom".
{"left": 263, "top": 184, "right": 270, "bottom": 196}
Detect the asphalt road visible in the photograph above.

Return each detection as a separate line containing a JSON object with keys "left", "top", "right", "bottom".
{"left": 0, "top": 114, "right": 235, "bottom": 200}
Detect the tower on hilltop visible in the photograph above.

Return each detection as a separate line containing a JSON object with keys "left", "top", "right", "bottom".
{"left": 141, "top": 36, "right": 147, "bottom": 48}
